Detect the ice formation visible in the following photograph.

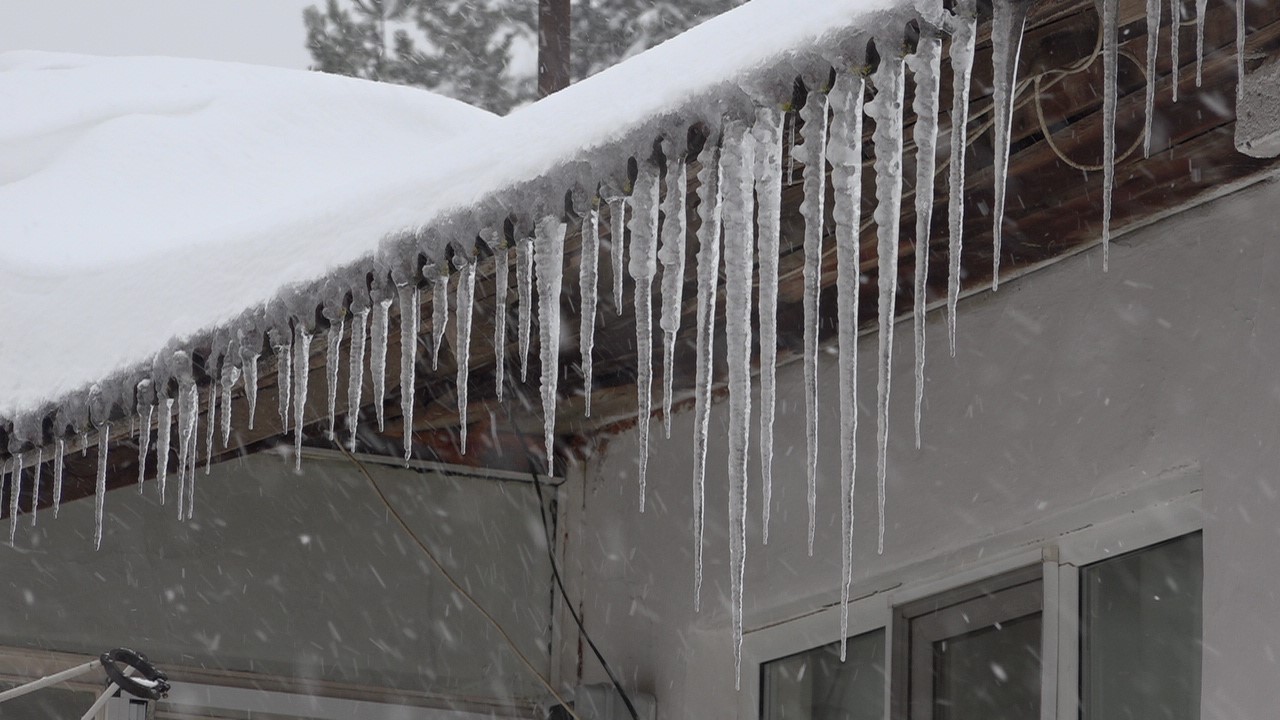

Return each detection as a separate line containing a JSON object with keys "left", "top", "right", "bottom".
{"left": 609, "top": 198, "right": 627, "bottom": 315}
{"left": 491, "top": 232, "right": 510, "bottom": 402}
{"left": 456, "top": 260, "right": 477, "bottom": 452}
{"left": 347, "top": 308, "right": 369, "bottom": 447}
{"left": 399, "top": 285, "right": 421, "bottom": 464}
{"left": 517, "top": 238, "right": 534, "bottom": 383}
{"left": 659, "top": 154, "right": 688, "bottom": 439}
{"left": 909, "top": 27, "right": 942, "bottom": 449}
{"left": 990, "top": 0, "right": 1029, "bottom": 290}
{"left": 948, "top": 3, "right": 977, "bottom": 355}
{"left": 325, "top": 316, "right": 345, "bottom": 440}
{"left": 579, "top": 205, "right": 600, "bottom": 417}
{"left": 799, "top": 87, "right": 830, "bottom": 556}
{"left": 535, "top": 217, "right": 567, "bottom": 473}
{"left": 371, "top": 294, "right": 393, "bottom": 431}
{"left": 691, "top": 136, "right": 722, "bottom": 610}
{"left": 1102, "top": 0, "right": 1118, "bottom": 271}
{"left": 431, "top": 273, "right": 448, "bottom": 372}
{"left": 630, "top": 164, "right": 660, "bottom": 510}
{"left": 753, "top": 106, "right": 783, "bottom": 543}
{"left": 293, "top": 329, "right": 313, "bottom": 473}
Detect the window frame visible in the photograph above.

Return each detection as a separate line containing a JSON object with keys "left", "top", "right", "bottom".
{"left": 743, "top": 479, "right": 1203, "bottom": 720}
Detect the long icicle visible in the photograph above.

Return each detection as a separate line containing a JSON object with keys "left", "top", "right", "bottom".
{"left": 580, "top": 202, "right": 600, "bottom": 417}
{"left": 243, "top": 350, "right": 260, "bottom": 430}
{"left": 1145, "top": 0, "right": 1161, "bottom": 157}
{"left": 868, "top": 44, "right": 907, "bottom": 555}
{"left": 948, "top": 2, "right": 977, "bottom": 355}
{"left": 517, "top": 237, "right": 534, "bottom": 383}
{"left": 220, "top": 363, "right": 239, "bottom": 447}
{"left": 493, "top": 235, "right": 510, "bottom": 402}
{"left": 1237, "top": 0, "right": 1246, "bottom": 102}
{"left": 1196, "top": 0, "right": 1207, "bottom": 85}
{"left": 1172, "top": 0, "right": 1181, "bottom": 101}
{"left": 658, "top": 154, "right": 688, "bottom": 439}
{"left": 272, "top": 331, "right": 292, "bottom": 433}
{"left": 54, "top": 438, "right": 66, "bottom": 516}
{"left": 721, "top": 120, "right": 756, "bottom": 689}
{"left": 156, "top": 399, "right": 172, "bottom": 505}
{"left": 137, "top": 404, "right": 153, "bottom": 493}
{"left": 830, "top": 70, "right": 865, "bottom": 661}
{"left": 325, "top": 316, "right": 345, "bottom": 440}
{"left": 609, "top": 198, "right": 627, "bottom": 315}
{"left": 294, "top": 328, "right": 313, "bottom": 473}
{"left": 535, "top": 217, "right": 567, "bottom": 474}
{"left": 691, "top": 135, "right": 723, "bottom": 611}
{"left": 399, "top": 285, "right": 420, "bottom": 465}
{"left": 799, "top": 87, "right": 830, "bottom": 557}
{"left": 630, "top": 163, "right": 661, "bottom": 511}
{"left": 371, "top": 295, "right": 392, "bottom": 431}
{"left": 204, "top": 378, "right": 216, "bottom": 475}
{"left": 347, "top": 308, "right": 369, "bottom": 448}
{"left": 910, "top": 27, "right": 943, "bottom": 449}
{"left": 456, "top": 261, "right": 476, "bottom": 452}
{"left": 185, "top": 391, "right": 198, "bottom": 519}
{"left": 753, "top": 105, "right": 784, "bottom": 544}
{"left": 9, "top": 456, "right": 21, "bottom": 546}
{"left": 94, "top": 432, "right": 108, "bottom": 549}
{"left": 1103, "top": 0, "right": 1118, "bottom": 271}
{"left": 176, "top": 382, "right": 196, "bottom": 518}
{"left": 30, "top": 449, "right": 42, "bottom": 527}
{"left": 431, "top": 273, "right": 448, "bottom": 371}
{"left": 991, "top": 0, "right": 1029, "bottom": 290}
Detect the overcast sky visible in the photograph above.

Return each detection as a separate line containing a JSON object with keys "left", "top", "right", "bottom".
{"left": 2, "top": 0, "right": 316, "bottom": 69}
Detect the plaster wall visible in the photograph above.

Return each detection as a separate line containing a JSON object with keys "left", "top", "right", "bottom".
{"left": 563, "top": 177, "right": 1280, "bottom": 719}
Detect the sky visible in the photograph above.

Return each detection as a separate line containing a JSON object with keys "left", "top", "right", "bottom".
{"left": 1, "top": 0, "right": 316, "bottom": 69}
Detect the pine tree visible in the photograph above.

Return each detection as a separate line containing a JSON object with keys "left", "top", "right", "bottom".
{"left": 303, "top": 0, "right": 746, "bottom": 114}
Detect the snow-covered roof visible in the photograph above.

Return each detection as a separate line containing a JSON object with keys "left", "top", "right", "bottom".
{"left": 0, "top": 0, "right": 909, "bottom": 419}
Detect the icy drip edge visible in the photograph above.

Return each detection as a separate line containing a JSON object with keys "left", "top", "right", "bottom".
{"left": 909, "top": 28, "right": 942, "bottom": 450}
{"left": 456, "top": 262, "right": 477, "bottom": 453}
{"left": 347, "top": 309, "right": 370, "bottom": 448}
{"left": 659, "top": 155, "right": 688, "bottom": 440}
{"left": 517, "top": 239, "right": 534, "bottom": 384}
{"left": 494, "top": 239, "right": 510, "bottom": 403}
{"left": 371, "top": 297, "right": 392, "bottom": 432}
{"left": 799, "top": 87, "right": 830, "bottom": 557}
{"left": 990, "top": 0, "right": 1028, "bottom": 291}
{"left": 535, "top": 217, "right": 567, "bottom": 474}
{"left": 431, "top": 277, "right": 448, "bottom": 372}
{"left": 610, "top": 199, "right": 627, "bottom": 316}
{"left": 947, "top": 6, "right": 977, "bottom": 356}
{"left": 720, "top": 120, "right": 756, "bottom": 689}
{"left": 1103, "top": 0, "right": 1118, "bottom": 272}
{"left": 753, "top": 106, "right": 784, "bottom": 545}
{"left": 868, "top": 45, "right": 907, "bottom": 556}
{"left": 580, "top": 204, "right": 600, "bottom": 418}
{"left": 1145, "top": 0, "right": 1160, "bottom": 158}
{"left": 293, "top": 329, "right": 313, "bottom": 473}
{"left": 325, "top": 317, "right": 346, "bottom": 440}
{"left": 629, "top": 164, "right": 660, "bottom": 512}
{"left": 691, "top": 136, "right": 723, "bottom": 611}
{"left": 400, "top": 284, "right": 422, "bottom": 464}
{"left": 829, "top": 70, "right": 865, "bottom": 661}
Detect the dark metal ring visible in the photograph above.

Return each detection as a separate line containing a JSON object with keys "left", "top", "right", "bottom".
{"left": 100, "top": 647, "right": 170, "bottom": 701}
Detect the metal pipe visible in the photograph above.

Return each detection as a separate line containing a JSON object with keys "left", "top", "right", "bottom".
{"left": 0, "top": 659, "right": 100, "bottom": 703}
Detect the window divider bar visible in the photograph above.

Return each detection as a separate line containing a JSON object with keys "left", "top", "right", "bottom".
{"left": 1041, "top": 557, "right": 1061, "bottom": 720}
{"left": 1055, "top": 561, "right": 1081, "bottom": 720}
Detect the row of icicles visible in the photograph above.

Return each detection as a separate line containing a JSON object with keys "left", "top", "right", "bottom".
{"left": 0, "top": 0, "right": 1250, "bottom": 687}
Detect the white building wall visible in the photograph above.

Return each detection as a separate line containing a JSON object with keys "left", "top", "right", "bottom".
{"left": 560, "top": 176, "right": 1280, "bottom": 719}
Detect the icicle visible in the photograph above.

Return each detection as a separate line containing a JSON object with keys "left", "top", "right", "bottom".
{"left": 493, "top": 236, "right": 510, "bottom": 402}
{"left": 243, "top": 351, "right": 260, "bottom": 430}
{"left": 272, "top": 331, "right": 292, "bottom": 433}
{"left": 9, "top": 456, "right": 21, "bottom": 546}
{"left": 1172, "top": 0, "right": 1181, "bottom": 102}
{"left": 176, "top": 383, "right": 197, "bottom": 518}
{"left": 294, "top": 328, "right": 313, "bottom": 472}
{"left": 691, "top": 135, "right": 723, "bottom": 610}
{"left": 138, "top": 405, "right": 153, "bottom": 492}
{"left": 720, "top": 120, "right": 756, "bottom": 688}
{"left": 517, "top": 238, "right": 534, "bottom": 383}
{"left": 431, "top": 275, "right": 448, "bottom": 371}
{"left": 220, "top": 363, "right": 239, "bottom": 447}
{"left": 1196, "top": 0, "right": 1207, "bottom": 85}
{"left": 325, "top": 317, "right": 345, "bottom": 440}
{"left": 609, "top": 198, "right": 627, "bottom": 315}
{"left": 867, "top": 44, "right": 907, "bottom": 555}
{"left": 456, "top": 262, "right": 477, "bottom": 452}
{"left": 371, "top": 297, "right": 392, "bottom": 431}
{"left": 53, "top": 438, "right": 65, "bottom": 516}
{"left": 830, "top": 71, "right": 866, "bottom": 660}
{"left": 204, "top": 380, "right": 217, "bottom": 475}
{"left": 399, "top": 285, "right": 420, "bottom": 465}
{"left": 156, "top": 399, "right": 172, "bottom": 505}
{"left": 629, "top": 163, "right": 661, "bottom": 511}
{"left": 534, "top": 217, "right": 567, "bottom": 473}
{"left": 30, "top": 449, "right": 41, "bottom": 527}
{"left": 580, "top": 202, "right": 601, "bottom": 417}
{"left": 185, "top": 400, "right": 198, "bottom": 520}
{"left": 799, "top": 87, "right": 830, "bottom": 557}
{"left": 1237, "top": 0, "right": 1246, "bottom": 102}
{"left": 94, "top": 432, "right": 107, "bottom": 549}
{"left": 658, "top": 154, "right": 688, "bottom": 439}
{"left": 948, "top": 4, "right": 977, "bottom": 356}
{"left": 1145, "top": 0, "right": 1161, "bottom": 158}
{"left": 1103, "top": 0, "right": 1118, "bottom": 272}
{"left": 909, "top": 28, "right": 942, "bottom": 449}
{"left": 81, "top": 433, "right": 88, "bottom": 457}
{"left": 347, "top": 308, "right": 369, "bottom": 447}
{"left": 991, "top": 0, "right": 1029, "bottom": 290}
{"left": 753, "top": 106, "right": 783, "bottom": 544}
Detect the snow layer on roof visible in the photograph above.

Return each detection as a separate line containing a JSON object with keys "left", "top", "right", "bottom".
{"left": 0, "top": 0, "right": 910, "bottom": 417}
{"left": 0, "top": 52, "right": 497, "bottom": 414}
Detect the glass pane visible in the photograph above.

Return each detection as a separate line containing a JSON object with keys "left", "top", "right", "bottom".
{"left": 761, "top": 628, "right": 885, "bottom": 720}
{"left": 0, "top": 683, "right": 97, "bottom": 719}
{"left": 933, "top": 612, "right": 1042, "bottom": 720}
{"left": 1081, "top": 532, "right": 1203, "bottom": 720}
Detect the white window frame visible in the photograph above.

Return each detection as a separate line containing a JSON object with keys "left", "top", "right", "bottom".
{"left": 740, "top": 472, "right": 1203, "bottom": 720}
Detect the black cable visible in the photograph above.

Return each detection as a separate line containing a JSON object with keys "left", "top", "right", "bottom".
{"left": 495, "top": 390, "right": 640, "bottom": 720}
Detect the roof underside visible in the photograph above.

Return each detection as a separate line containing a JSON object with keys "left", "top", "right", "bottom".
{"left": 12, "top": 0, "right": 1280, "bottom": 511}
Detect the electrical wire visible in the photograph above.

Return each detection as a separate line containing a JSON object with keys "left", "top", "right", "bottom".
{"left": 338, "top": 444, "right": 583, "bottom": 720}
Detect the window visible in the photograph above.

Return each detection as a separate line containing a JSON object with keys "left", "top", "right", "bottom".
{"left": 749, "top": 510, "right": 1204, "bottom": 720}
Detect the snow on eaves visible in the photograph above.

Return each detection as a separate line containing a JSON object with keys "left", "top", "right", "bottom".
{"left": 0, "top": 0, "right": 919, "bottom": 420}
